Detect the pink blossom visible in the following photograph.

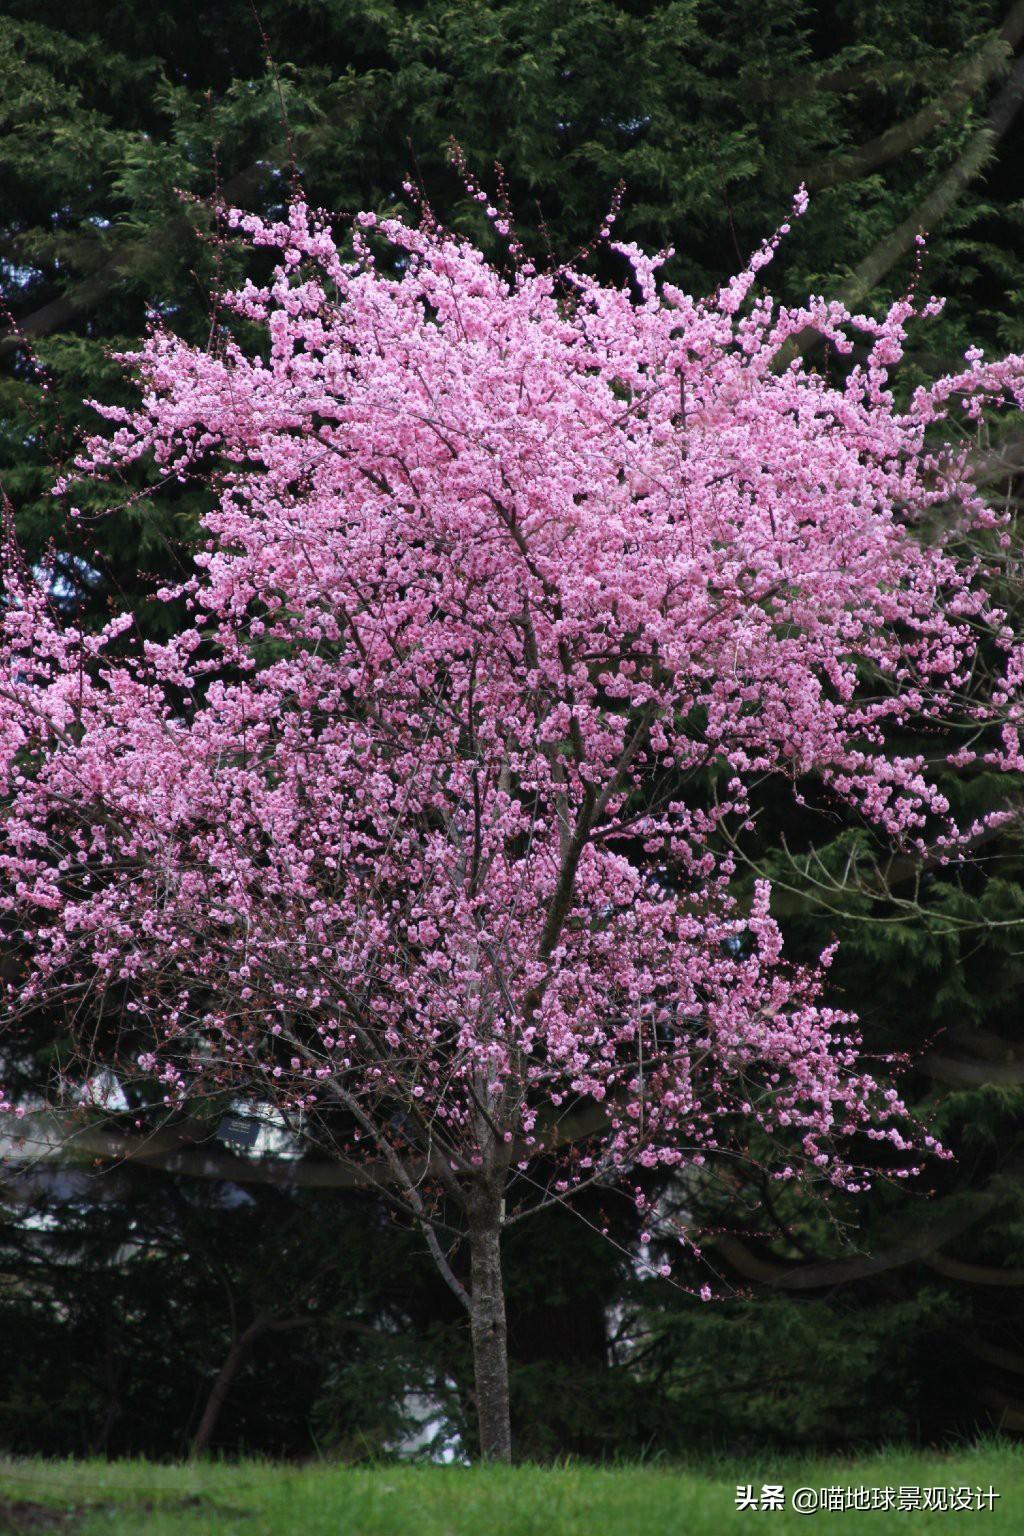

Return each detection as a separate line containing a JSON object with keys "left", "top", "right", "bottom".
{"left": 2, "top": 198, "right": 1023, "bottom": 1235}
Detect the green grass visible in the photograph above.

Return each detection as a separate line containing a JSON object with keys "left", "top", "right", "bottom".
{"left": 0, "top": 1443, "right": 1020, "bottom": 1534}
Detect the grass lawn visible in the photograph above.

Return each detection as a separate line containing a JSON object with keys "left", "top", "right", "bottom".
{"left": 0, "top": 1443, "right": 1020, "bottom": 1534}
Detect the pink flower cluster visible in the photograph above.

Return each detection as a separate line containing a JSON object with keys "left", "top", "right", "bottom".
{"left": 2, "top": 195, "right": 1022, "bottom": 1204}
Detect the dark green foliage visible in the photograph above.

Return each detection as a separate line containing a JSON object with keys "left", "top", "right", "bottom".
{"left": 0, "top": 1171, "right": 459, "bottom": 1457}
{"left": 635, "top": 1291, "right": 970, "bottom": 1450}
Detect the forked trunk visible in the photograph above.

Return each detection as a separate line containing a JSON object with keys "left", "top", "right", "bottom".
{"left": 468, "top": 1207, "right": 512, "bottom": 1462}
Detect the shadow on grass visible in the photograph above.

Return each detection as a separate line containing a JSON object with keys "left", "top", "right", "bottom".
{"left": 0, "top": 1493, "right": 251, "bottom": 1533}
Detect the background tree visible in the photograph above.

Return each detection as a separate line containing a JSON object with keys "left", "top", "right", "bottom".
{"left": 0, "top": 1161, "right": 466, "bottom": 1458}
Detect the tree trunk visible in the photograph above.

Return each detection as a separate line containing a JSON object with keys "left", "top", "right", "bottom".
{"left": 190, "top": 1314, "right": 268, "bottom": 1459}
{"left": 468, "top": 1208, "right": 512, "bottom": 1463}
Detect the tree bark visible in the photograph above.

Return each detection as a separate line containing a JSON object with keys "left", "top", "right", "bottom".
{"left": 468, "top": 1206, "right": 512, "bottom": 1463}
{"left": 190, "top": 1313, "right": 269, "bottom": 1459}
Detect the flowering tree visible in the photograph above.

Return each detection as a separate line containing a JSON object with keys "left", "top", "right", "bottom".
{"left": 2, "top": 191, "right": 1023, "bottom": 1459}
